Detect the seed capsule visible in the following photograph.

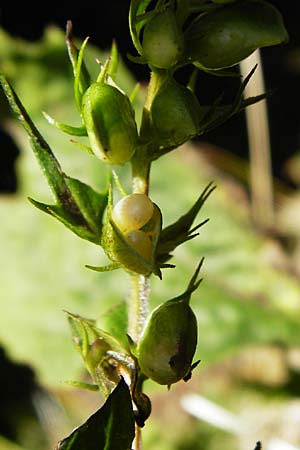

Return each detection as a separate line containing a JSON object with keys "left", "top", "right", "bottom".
{"left": 137, "top": 262, "right": 203, "bottom": 385}
{"left": 82, "top": 83, "right": 138, "bottom": 165}
{"left": 138, "top": 298, "right": 197, "bottom": 385}
{"left": 151, "top": 78, "right": 202, "bottom": 146}
{"left": 142, "top": 7, "right": 184, "bottom": 69}
{"left": 184, "top": 0, "right": 288, "bottom": 69}
{"left": 112, "top": 194, "right": 154, "bottom": 233}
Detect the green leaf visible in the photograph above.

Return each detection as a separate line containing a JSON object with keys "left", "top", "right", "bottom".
{"left": 55, "top": 378, "right": 135, "bottom": 450}
{"left": 198, "top": 65, "right": 268, "bottom": 135}
{"left": 65, "top": 177, "right": 107, "bottom": 236}
{"left": 156, "top": 182, "right": 216, "bottom": 265}
{"left": 28, "top": 198, "right": 101, "bottom": 244}
{"left": 66, "top": 311, "right": 125, "bottom": 357}
{"left": 66, "top": 21, "right": 91, "bottom": 105}
{"left": 100, "top": 302, "right": 128, "bottom": 349}
{"left": 129, "top": 0, "right": 153, "bottom": 55}
{"left": 0, "top": 73, "right": 108, "bottom": 244}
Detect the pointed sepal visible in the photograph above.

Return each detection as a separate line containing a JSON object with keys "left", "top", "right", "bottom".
{"left": 156, "top": 182, "right": 215, "bottom": 266}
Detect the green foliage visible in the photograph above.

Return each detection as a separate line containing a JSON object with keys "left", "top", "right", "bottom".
{"left": 0, "top": 74, "right": 108, "bottom": 244}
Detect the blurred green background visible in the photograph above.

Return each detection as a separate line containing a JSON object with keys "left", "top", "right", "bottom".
{"left": 0, "top": 13, "right": 300, "bottom": 450}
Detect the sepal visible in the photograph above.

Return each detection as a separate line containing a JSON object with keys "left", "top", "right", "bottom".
{"left": 156, "top": 183, "right": 215, "bottom": 267}
{"left": 66, "top": 311, "right": 134, "bottom": 396}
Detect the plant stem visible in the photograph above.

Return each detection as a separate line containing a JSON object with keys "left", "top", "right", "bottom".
{"left": 131, "top": 154, "right": 151, "bottom": 195}
{"left": 133, "top": 425, "right": 143, "bottom": 450}
{"left": 129, "top": 113, "right": 156, "bottom": 449}
{"left": 128, "top": 274, "right": 150, "bottom": 343}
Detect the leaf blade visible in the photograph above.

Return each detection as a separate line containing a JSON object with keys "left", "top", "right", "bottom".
{"left": 56, "top": 378, "right": 135, "bottom": 450}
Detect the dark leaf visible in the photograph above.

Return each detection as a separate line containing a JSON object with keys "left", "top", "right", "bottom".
{"left": 56, "top": 378, "right": 135, "bottom": 450}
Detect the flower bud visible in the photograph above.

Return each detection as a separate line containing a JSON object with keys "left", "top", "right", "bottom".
{"left": 82, "top": 83, "right": 138, "bottom": 165}
{"left": 151, "top": 78, "right": 202, "bottom": 146}
{"left": 142, "top": 7, "right": 184, "bottom": 69}
{"left": 184, "top": 0, "right": 288, "bottom": 69}
{"left": 137, "top": 296, "right": 198, "bottom": 385}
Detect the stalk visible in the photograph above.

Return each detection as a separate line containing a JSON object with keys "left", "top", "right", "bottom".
{"left": 129, "top": 131, "right": 153, "bottom": 450}
{"left": 128, "top": 274, "right": 151, "bottom": 344}
{"left": 129, "top": 273, "right": 150, "bottom": 450}
{"left": 129, "top": 67, "right": 167, "bottom": 450}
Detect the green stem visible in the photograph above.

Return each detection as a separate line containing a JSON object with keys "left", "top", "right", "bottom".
{"left": 129, "top": 118, "right": 154, "bottom": 450}
{"left": 131, "top": 155, "right": 151, "bottom": 195}
{"left": 128, "top": 68, "right": 167, "bottom": 450}
{"left": 128, "top": 153, "right": 152, "bottom": 345}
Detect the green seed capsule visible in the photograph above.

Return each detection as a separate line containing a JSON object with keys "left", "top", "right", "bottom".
{"left": 82, "top": 83, "right": 138, "bottom": 165}
{"left": 151, "top": 78, "right": 202, "bottom": 146}
{"left": 112, "top": 194, "right": 154, "bottom": 233}
{"left": 137, "top": 262, "right": 203, "bottom": 385}
{"left": 142, "top": 7, "right": 184, "bottom": 69}
{"left": 138, "top": 298, "right": 197, "bottom": 385}
{"left": 184, "top": 0, "right": 288, "bottom": 69}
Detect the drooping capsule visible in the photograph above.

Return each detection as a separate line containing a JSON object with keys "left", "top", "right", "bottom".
{"left": 184, "top": 0, "right": 288, "bottom": 69}
{"left": 150, "top": 78, "right": 203, "bottom": 147}
{"left": 82, "top": 83, "right": 138, "bottom": 165}
{"left": 137, "top": 261, "right": 203, "bottom": 385}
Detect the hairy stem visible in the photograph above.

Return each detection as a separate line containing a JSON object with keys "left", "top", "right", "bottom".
{"left": 128, "top": 274, "right": 151, "bottom": 343}
{"left": 129, "top": 273, "right": 150, "bottom": 450}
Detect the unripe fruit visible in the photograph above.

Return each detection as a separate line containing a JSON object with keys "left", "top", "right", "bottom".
{"left": 82, "top": 83, "right": 138, "bottom": 165}
{"left": 151, "top": 78, "right": 202, "bottom": 146}
{"left": 102, "top": 196, "right": 162, "bottom": 276}
{"left": 137, "top": 261, "right": 203, "bottom": 385}
{"left": 125, "top": 230, "right": 152, "bottom": 260}
{"left": 112, "top": 194, "right": 154, "bottom": 233}
{"left": 184, "top": 0, "right": 288, "bottom": 69}
{"left": 142, "top": 7, "right": 184, "bottom": 69}
{"left": 138, "top": 297, "right": 197, "bottom": 385}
